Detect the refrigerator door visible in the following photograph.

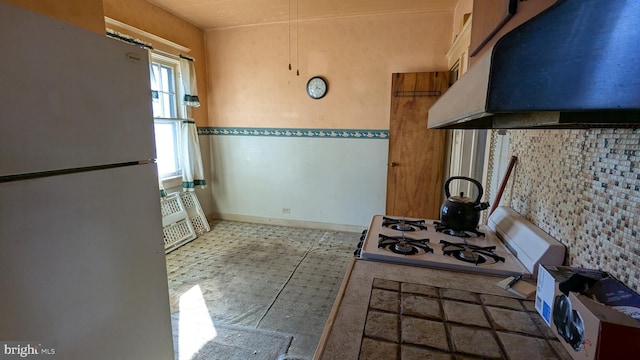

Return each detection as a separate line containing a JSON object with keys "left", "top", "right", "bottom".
{"left": 0, "top": 163, "right": 174, "bottom": 359}
{"left": 0, "top": 2, "right": 156, "bottom": 177}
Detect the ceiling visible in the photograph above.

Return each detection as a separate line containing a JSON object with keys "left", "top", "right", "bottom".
{"left": 146, "top": 0, "right": 458, "bottom": 30}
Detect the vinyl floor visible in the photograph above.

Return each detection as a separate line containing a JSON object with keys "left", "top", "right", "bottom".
{"left": 165, "top": 220, "right": 359, "bottom": 359}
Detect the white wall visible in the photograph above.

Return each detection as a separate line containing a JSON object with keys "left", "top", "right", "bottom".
{"left": 196, "top": 131, "right": 388, "bottom": 230}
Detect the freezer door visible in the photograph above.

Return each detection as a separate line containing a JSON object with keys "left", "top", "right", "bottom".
{"left": 0, "top": 2, "right": 156, "bottom": 177}
{"left": 0, "top": 164, "right": 174, "bottom": 359}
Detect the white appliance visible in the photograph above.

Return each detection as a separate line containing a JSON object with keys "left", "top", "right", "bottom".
{"left": 0, "top": 3, "right": 174, "bottom": 359}
{"left": 358, "top": 207, "right": 565, "bottom": 279}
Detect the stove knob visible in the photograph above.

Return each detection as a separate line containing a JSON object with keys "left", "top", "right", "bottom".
{"left": 353, "top": 248, "right": 361, "bottom": 257}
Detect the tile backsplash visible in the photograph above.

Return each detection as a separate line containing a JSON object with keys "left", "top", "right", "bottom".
{"left": 505, "top": 128, "right": 639, "bottom": 293}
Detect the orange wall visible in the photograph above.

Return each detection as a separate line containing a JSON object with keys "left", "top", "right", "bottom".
{"left": 206, "top": 12, "right": 452, "bottom": 129}
{"left": 103, "top": 0, "right": 208, "bottom": 127}
{"left": 2, "top": 0, "right": 105, "bottom": 33}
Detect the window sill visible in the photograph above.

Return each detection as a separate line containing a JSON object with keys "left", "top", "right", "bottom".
{"left": 160, "top": 175, "right": 182, "bottom": 190}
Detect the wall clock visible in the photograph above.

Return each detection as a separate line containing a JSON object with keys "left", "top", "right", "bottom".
{"left": 306, "top": 76, "right": 328, "bottom": 99}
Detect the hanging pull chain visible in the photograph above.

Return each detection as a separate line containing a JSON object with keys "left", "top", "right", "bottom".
{"left": 296, "top": 0, "right": 299, "bottom": 76}
{"left": 288, "top": 0, "right": 291, "bottom": 71}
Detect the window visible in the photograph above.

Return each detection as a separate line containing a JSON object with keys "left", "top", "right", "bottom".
{"left": 151, "top": 61, "right": 178, "bottom": 118}
{"left": 153, "top": 118, "right": 181, "bottom": 177}
{"left": 150, "top": 54, "right": 184, "bottom": 179}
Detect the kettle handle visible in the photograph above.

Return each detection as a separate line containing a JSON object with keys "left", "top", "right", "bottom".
{"left": 444, "top": 176, "right": 484, "bottom": 205}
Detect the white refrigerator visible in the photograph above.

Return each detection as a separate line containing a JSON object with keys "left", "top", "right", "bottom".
{"left": 0, "top": 2, "right": 174, "bottom": 359}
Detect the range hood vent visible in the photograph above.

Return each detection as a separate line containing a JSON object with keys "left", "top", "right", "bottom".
{"left": 428, "top": 0, "right": 640, "bottom": 129}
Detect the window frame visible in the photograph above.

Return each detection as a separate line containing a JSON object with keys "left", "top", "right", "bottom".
{"left": 149, "top": 52, "right": 186, "bottom": 183}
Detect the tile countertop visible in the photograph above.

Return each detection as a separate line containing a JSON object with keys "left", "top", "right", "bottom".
{"left": 315, "top": 258, "right": 572, "bottom": 360}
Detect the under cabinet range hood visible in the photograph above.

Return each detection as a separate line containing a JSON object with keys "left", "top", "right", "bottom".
{"left": 428, "top": 0, "right": 640, "bottom": 129}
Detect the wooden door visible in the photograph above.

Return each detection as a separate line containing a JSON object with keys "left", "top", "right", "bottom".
{"left": 386, "top": 72, "right": 449, "bottom": 219}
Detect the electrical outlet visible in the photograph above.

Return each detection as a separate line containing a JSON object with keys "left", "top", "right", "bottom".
{"left": 282, "top": 208, "right": 291, "bottom": 214}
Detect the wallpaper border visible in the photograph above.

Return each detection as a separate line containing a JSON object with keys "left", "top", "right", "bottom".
{"left": 198, "top": 127, "right": 389, "bottom": 139}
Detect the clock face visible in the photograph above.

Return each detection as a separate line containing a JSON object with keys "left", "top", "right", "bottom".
{"left": 306, "top": 76, "right": 328, "bottom": 99}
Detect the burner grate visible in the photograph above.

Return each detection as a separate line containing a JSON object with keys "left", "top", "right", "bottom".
{"left": 440, "top": 239, "right": 505, "bottom": 265}
{"left": 382, "top": 217, "right": 428, "bottom": 232}
{"left": 433, "top": 221, "right": 484, "bottom": 238}
{"left": 378, "top": 234, "right": 432, "bottom": 255}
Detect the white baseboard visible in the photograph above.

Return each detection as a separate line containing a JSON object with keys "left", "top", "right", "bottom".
{"left": 208, "top": 213, "right": 366, "bottom": 233}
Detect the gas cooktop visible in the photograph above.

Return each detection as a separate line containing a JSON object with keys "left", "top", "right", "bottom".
{"left": 358, "top": 207, "right": 566, "bottom": 278}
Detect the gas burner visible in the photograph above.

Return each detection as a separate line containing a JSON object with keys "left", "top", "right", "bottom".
{"left": 456, "top": 249, "right": 487, "bottom": 264}
{"left": 378, "top": 234, "right": 432, "bottom": 255}
{"left": 433, "top": 221, "right": 484, "bottom": 238}
{"left": 440, "top": 240, "right": 505, "bottom": 265}
{"left": 382, "top": 217, "right": 427, "bottom": 232}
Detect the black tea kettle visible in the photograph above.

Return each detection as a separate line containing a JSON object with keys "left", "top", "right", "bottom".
{"left": 440, "top": 176, "right": 490, "bottom": 231}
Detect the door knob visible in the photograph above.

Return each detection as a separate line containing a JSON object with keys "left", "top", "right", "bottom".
{"left": 390, "top": 162, "right": 398, "bottom": 167}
